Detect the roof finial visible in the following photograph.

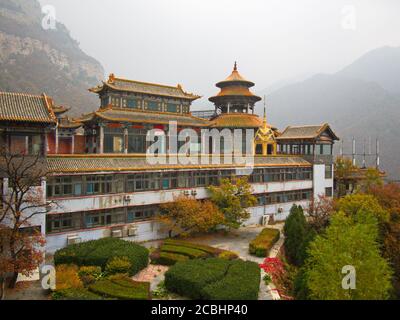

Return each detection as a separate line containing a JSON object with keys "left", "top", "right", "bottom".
{"left": 234, "top": 61, "right": 237, "bottom": 71}
{"left": 263, "top": 95, "right": 267, "bottom": 124}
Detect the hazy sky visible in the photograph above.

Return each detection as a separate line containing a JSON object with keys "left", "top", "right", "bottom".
{"left": 38, "top": 0, "right": 400, "bottom": 109}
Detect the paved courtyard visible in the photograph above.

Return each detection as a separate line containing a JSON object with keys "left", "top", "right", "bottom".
{"left": 142, "top": 223, "right": 284, "bottom": 300}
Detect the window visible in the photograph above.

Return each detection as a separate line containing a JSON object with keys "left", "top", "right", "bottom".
{"left": 127, "top": 207, "right": 156, "bottom": 222}
{"left": 127, "top": 98, "right": 138, "bottom": 108}
{"left": 86, "top": 175, "right": 113, "bottom": 195}
{"left": 128, "top": 128, "right": 146, "bottom": 153}
{"left": 325, "top": 187, "right": 333, "bottom": 197}
{"left": 167, "top": 103, "right": 178, "bottom": 113}
{"left": 317, "top": 144, "right": 332, "bottom": 155}
{"left": 147, "top": 101, "right": 159, "bottom": 111}
{"left": 47, "top": 177, "right": 74, "bottom": 197}
{"left": 104, "top": 127, "right": 124, "bottom": 153}
{"left": 46, "top": 213, "right": 82, "bottom": 233}
{"left": 325, "top": 164, "right": 333, "bottom": 179}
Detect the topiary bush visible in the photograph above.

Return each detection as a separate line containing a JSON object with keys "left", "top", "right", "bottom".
{"left": 161, "top": 244, "right": 209, "bottom": 259}
{"left": 164, "top": 258, "right": 260, "bottom": 300}
{"left": 54, "top": 238, "right": 149, "bottom": 275}
{"left": 164, "top": 258, "right": 230, "bottom": 299}
{"left": 218, "top": 250, "right": 239, "bottom": 260}
{"left": 52, "top": 288, "right": 104, "bottom": 300}
{"left": 249, "top": 228, "right": 280, "bottom": 257}
{"left": 150, "top": 251, "right": 189, "bottom": 266}
{"left": 78, "top": 266, "right": 103, "bottom": 285}
{"left": 88, "top": 274, "right": 150, "bottom": 300}
{"left": 105, "top": 256, "right": 132, "bottom": 275}
{"left": 163, "top": 239, "right": 222, "bottom": 256}
{"left": 202, "top": 260, "right": 260, "bottom": 300}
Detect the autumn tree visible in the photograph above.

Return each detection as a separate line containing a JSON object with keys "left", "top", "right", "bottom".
{"left": 334, "top": 157, "right": 357, "bottom": 197}
{"left": 0, "top": 150, "right": 50, "bottom": 297}
{"left": 336, "top": 193, "right": 389, "bottom": 226}
{"left": 369, "top": 183, "right": 400, "bottom": 298}
{"left": 304, "top": 211, "right": 393, "bottom": 300}
{"left": 208, "top": 177, "right": 257, "bottom": 229}
{"left": 306, "top": 195, "right": 335, "bottom": 233}
{"left": 158, "top": 195, "right": 224, "bottom": 238}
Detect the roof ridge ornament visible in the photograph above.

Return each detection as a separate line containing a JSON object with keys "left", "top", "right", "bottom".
{"left": 234, "top": 61, "right": 237, "bottom": 71}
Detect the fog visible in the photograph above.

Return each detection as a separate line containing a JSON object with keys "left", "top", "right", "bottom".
{"left": 38, "top": 0, "right": 400, "bottom": 109}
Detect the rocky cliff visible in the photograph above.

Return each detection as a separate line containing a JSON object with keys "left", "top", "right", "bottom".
{"left": 0, "top": 0, "right": 104, "bottom": 115}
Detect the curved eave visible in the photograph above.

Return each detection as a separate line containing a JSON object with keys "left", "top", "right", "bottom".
{"left": 209, "top": 94, "right": 262, "bottom": 103}
{"left": 216, "top": 79, "right": 255, "bottom": 88}
{"left": 89, "top": 82, "right": 201, "bottom": 101}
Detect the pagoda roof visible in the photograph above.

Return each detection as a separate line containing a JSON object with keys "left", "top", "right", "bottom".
{"left": 46, "top": 154, "right": 311, "bottom": 174}
{"left": 89, "top": 74, "right": 201, "bottom": 101}
{"left": 0, "top": 91, "right": 57, "bottom": 125}
{"left": 210, "top": 113, "right": 263, "bottom": 128}
{"left": 216, "top": 62, "right": 255, "bottom": 88}
{"left": 79, "top": 108, "right": 210, "bottom": 127}
{"left": 277, "top": 123, "right": 339, "bottom": 141}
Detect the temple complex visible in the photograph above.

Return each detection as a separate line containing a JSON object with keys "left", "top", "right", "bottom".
{"left": 0, "top": 64, "right": 339, "bottom": 253}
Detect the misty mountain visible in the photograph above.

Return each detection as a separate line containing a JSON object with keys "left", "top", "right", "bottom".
{"left": 267, "top": 48, "right": 400, "bottom": 180}
{"left": 0, "top": 0, "right": 104, "bottom": 116}
{"left": 337, "top": 46, "right": 400, "bottom": 96}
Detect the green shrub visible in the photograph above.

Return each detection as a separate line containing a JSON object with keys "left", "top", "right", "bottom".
{"left": 165, "top": 258, "right": 230, "bottom": 299}
{"left": 54, "top": 238, "right": 149, "bottom": 275}
{"left": 249, "top": 228, "right": 280, "bottom": 257}
{"left": 88, "top": 274, "right": 150, "bottom": 300}
{"left": 52, "top": 288, "right": 104, "bottom": 300}
{"left": 218, "top": 250, "right": 239, "bottom": 260}
{"left": 164, "top": 239, "right": 222, "bottom": 255}
{"left": 202, "top": 260, "right": 260, "bottom": 300}
{"left": 165, "top": 258, "right": 260, "bottom": 300}
{"left": 263, "top": 274, "right": 272, "bottom": 285}
{"left": 161, "top": 244, "right": 208, "bottom": 259}
{"left": 105, "top": 256, "right": 132, "bottom": 275}
{"left": 78, "top": 266, "right": 103, "bottom": 285}
{"left": 151, "top": 251, "right": 189, "bottom": 266}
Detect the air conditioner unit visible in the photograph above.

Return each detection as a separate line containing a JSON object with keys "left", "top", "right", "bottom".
{"left": 261, "top": 215, "right": 269, "bottom": 226}
{"left": 128, "top": 227, "right": 137, "bottom": 237}
{"left": 111, "top": 229, "right": 123, "bottom": 238}
{"left": 67, "top": 235, "right": 81, "bottom": 245}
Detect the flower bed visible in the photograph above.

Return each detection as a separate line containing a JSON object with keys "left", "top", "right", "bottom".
{"left": 249, "top": 228, "right": 280, "bottom": 257}
{"left": 164, "top": 258, "right": 260, "bottom": 300}
{"left": 54, "top": 237, "right": 149, "bottom": 276}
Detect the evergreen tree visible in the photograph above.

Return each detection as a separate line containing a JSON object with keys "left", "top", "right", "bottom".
{"left": 284, "top": 205, "right": 315, "bottom": 266}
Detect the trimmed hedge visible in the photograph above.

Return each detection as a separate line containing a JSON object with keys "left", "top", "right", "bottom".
{"left": 164, "top": 258, "right": 260, "bottom": 300}
{"left": 161, "top": 244, "right": 208, "bottom": 259}
{"left": 89, "top": 274, "right": 150, "bottom": 300}
{"left": 151, "top": 251, "right": 189, "bottom": 266}
{"left": 202, "top": 260, "right": 260, "bottom": 300}
{"left": 52, "top": 288, "right": 104, "bottom": 300}
{"left": 165, "top": 258, "right": 230, "bottom": 299}
{"left": 164, "top": 239, "right": 221, "bottom": 256}
{"left": 54, "top": 238, "right": 149, "bottom": 276}
{"left": 152, "top": 239, "right": 238, "bottom": 266}
{"left": 249, "top": 228, "right": 280, "bottom": 257}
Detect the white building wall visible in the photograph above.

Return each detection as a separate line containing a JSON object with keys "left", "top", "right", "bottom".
{"left": 313, "top": 164, "right": 334, "bottom": 199}
{"left": 48, "top": 180, "right": 313, "bottom": 215}
{"left": 45, "top": 179, "right": 313, "bottom": 253}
